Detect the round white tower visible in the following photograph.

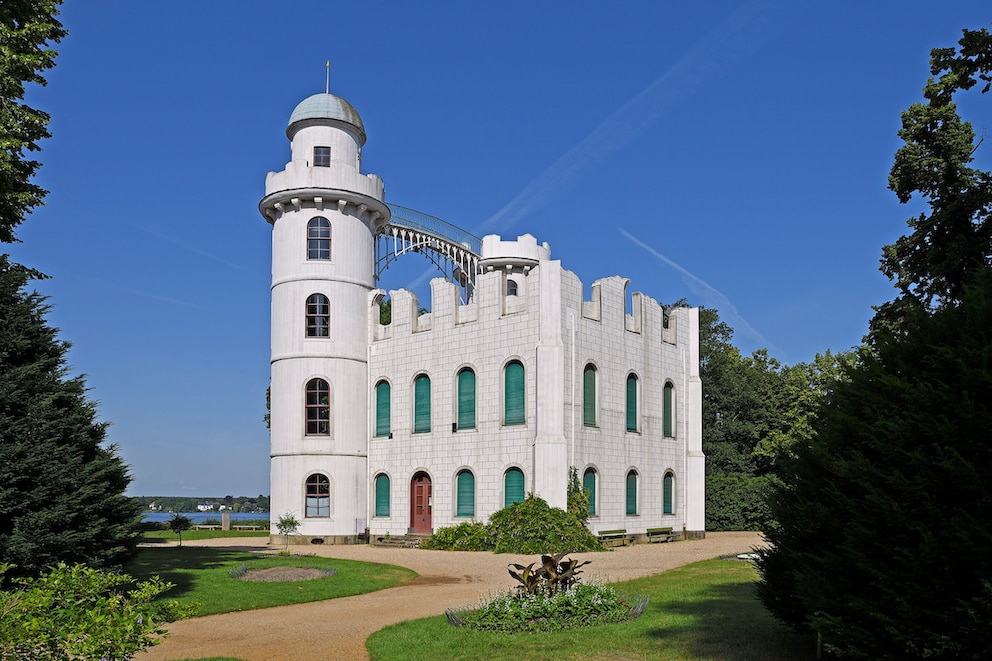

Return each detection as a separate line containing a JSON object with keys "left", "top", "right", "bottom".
{"left": 259, "top": 92, "right": 388, "bottom": 541}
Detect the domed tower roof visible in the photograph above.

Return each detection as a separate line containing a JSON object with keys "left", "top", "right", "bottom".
{"left": 286, "top": 92, "right": 366, "bottom": 145}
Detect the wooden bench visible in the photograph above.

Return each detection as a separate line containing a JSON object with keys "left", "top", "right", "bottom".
{"left": 645, "top": 527, "right": 679, "bottom": 543}
{"left": 597, "top": 529, "right": 632, "bottom": 548}
{"left": 232, "top": 525, "right": 263, "bottom": 531}
{"left": 193, "top": 524, "right": 220, "bottom": 530}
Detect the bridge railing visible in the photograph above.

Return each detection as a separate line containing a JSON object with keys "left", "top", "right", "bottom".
{"left": 385, "top": 203, "right": 481, "bottom": 256}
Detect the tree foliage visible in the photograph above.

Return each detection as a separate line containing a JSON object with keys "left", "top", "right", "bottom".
{"left": 0, "top": 256, "right": 142, "bottom": 581}
{"left": 874, "top": 26, "right": 992, "bottom": 336}
{"left": 758, "top": 28, "right": 992, "bottom": 658}
{"left": 0, "top": 0, "right": 66, "bottom": 244}
{"left": 758, "top": 273, "right": 992, "bottom": 659}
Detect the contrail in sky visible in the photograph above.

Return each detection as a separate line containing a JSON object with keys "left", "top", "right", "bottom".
{"left": 139, "top": 226, "right": 255, "bottom": 274}
{"left": 405, "top": 0, "right": 804, "bottom": 292}
{"left": 619, "top": 228, "right": 782, "bottom": 354}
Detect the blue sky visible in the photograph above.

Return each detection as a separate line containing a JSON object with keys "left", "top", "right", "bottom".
{"left": 10, "top": 1, "right": 989, "bottom": 497}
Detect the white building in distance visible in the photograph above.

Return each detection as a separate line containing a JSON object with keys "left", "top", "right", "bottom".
{"left": 260, "top": 90, "right": 705, "bottom": 544}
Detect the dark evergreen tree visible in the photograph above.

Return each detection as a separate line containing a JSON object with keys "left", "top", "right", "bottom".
{"left": 757, "top": 273, "right": 992, "bottom": 659}
{"left": 0, "top": 256, "right": 142, "bottom": 581}
{"left": 758, "top": 27, "right": 992, "bottom": 658}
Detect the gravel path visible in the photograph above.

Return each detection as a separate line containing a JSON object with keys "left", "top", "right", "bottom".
{"left": 139, "top": 531, "right": 764, "bottom": 661}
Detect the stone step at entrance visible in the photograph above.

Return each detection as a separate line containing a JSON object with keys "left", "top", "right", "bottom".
{"left": 371, "top": 533, "right": 430, "bottom": 548}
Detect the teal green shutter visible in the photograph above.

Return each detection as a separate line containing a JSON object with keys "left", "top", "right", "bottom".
{"left": 583, "top": 469, "right": 596, "bottom": 516}
{"left": 504, "top": 468, "right": 524, "bottom": 507}
{"left": 374, "top": 474, "right": 390, "bottom": 517}
{"left": 626, "top": 374, "right": 637, "bottom": 431}
{"left": 504, "top": 361, "right": 525, "bottom": 425}
{"left": 456, "top": 471, "right": 475, "bottom": 516}
{"left": 663, "top": 383, "right": 674, "bottom": 437}
{"left": 375, "top": 381, "right": 390, "bottom": 437}
{"left": 414, "top": 375, "right": 431, "bottom": 433}
{"left": 626, "top": 471, "right": 637, "bottom": 515}
{"left": 457, "top": 369, "right": 476, "bottom": 430}
{"left": 583, "top": 365, "right": 596, "bottom": 426}
{"left": 663, "top": 473, "right": 674, "bottom": 514}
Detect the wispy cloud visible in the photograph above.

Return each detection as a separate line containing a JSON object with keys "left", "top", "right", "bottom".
{"left": 619, "top": 228, "right": 781, "bottom": 354}
{"left": 139, "top": 226, "right": 255, "bottom": 274}
{"left": 476, "top": 0, "right": 800, "bottom": 235}
{"left": 80, "top": 275, "right": 208, "bottom": 311}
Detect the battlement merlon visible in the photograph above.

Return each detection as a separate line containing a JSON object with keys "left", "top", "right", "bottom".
{"left": 478, "top": 233, "right": 551, "bottom": 270}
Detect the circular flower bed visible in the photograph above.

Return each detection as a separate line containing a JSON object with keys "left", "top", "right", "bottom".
{"left": 445, "top": 584, "right": 648, "bottom": 633}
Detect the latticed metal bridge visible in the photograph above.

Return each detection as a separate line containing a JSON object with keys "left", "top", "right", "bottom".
{"left": 375, "top": 203, "right": 482, "bottom": 296}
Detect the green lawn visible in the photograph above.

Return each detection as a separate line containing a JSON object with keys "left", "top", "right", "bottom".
{"left": 126, "top": 547, "right": 416, "bottom": 616}
{"left": 366, "top": 558, "right": 815, "bottom": 661}
{"left": 141, "top": 529, "right": 271, "bottom": 543}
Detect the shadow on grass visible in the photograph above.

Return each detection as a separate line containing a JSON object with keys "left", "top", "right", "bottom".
{"left": 643, "top": 567, "right": 816, "bottom": 661}
{"left": 126, "top": 547, "right": 255, "bottom": 600}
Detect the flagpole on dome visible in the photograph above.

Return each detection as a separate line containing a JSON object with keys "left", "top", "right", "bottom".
{"left": 325, "top": 60, "right": 330, "bottom": 94}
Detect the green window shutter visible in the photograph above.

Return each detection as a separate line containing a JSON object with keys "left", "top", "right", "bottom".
{"left": 456, "top": 471, "right": 475, "bottom": 517}
{"left": 663, "top": 383, "right": 674, "bottom": 437}
{"left": 504, "top": 361, "right": 525, "bottom": 426}
{"left": 375, "top": 381, "right": 390, "bottom": 437}
{"left": 504, "top": 468, "right": 524, "bottom": 507}
{"left": 414, "top": 375, "right": 431, "bottom": 433}
{"left": 583, "top": 365, "right": 597, "bottom": 426}
{"left": 583, "top": 469, "right": 597, "bottom": 516}
{"left": 663, "top": 473, "right": 674, "bottom": 514}
{"left": 626, "top": 471, "right": 637, "bottom": 515}
{"left": 374, "top": 474, "right": 390, "bottom": 517}
{"left": 457, "top": 369, "right": 476, "bottom": 430}
{"left": 626, "top": 374, "right": 637, "bottom": 431}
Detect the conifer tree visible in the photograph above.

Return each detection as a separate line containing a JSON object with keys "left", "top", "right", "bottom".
{"left": 0, "top": 257, "right": 142, "bottom": 581}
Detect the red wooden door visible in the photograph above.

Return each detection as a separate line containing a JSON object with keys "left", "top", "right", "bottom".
{"left": 410, "top": 472, "right": 432, "bottom": 533}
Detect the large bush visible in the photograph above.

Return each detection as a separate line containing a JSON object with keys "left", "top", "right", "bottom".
{"left": 421, "top": 496, "right": 602, "bottom": 554}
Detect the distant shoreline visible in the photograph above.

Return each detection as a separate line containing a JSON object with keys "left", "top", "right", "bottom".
{"left": 142, "top": 511, "right": 270, "bottom": 524}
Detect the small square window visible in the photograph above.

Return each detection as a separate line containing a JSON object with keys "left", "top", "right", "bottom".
{"left": 314, "top": 146, "right": 331, "bottom": 167}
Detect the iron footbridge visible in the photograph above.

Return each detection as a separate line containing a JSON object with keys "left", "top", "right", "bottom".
{"left": 376, "top": 204, "right": 482, "bottom": 297}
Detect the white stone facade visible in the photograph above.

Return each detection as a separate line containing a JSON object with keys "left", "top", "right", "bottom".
{"left": 260, "top": 91, "right": 704, "bottom": 543}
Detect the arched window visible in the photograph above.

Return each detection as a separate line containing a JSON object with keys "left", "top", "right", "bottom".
{"left": 374, "top": 473, "right": 390, "bottom": 517}
{"left": 626, "top": 374, "right": 638, "bottom": 432}
{"left": 504, "top": 468, "right": 525, "bottom": 507}
{"left": 663, "top": 382, "right": 675, "bottom": 438}
{"left": 663, "top": 472, "right": 675, "bottom": 515}
{"left": 414, "top": 374, "right": 431, "bottom": 434}
{"left": 305, "top": 378, "right": 330, "bottom": 436}
{"left": 374, "top": 380, "right": 390, "bottom": 437}
{"left": 583, "top": 364, "right": 597, "bottom": 427}
{"left": 583, "top": 468, "right": 597, "bottom": 516}
{"left": 506, "top": 279, "right": 518, "bottom": 296}
{"left": 504, "top": 360, "right": 525, "bottom": 426}
{"left": 307, "top": 217, "right": 331, "bottom": 260}
{"left": 306, "top": 294, "right": 329, "bottom": 337}
{"left": 457, "top": 368, "right": 476, "bottom": 430}
{"left": 456, "top": 470, "right": 475, "bottom": 517}
{"left": 626, "top": 470, "right": 638, "bottom": 515}
{"left": 305, "top": 474, "right": 330, "bottom": 517}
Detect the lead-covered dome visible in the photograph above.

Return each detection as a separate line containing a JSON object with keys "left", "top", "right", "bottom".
{"left": 287, "top": 93, "right": 366, "bottom": 145}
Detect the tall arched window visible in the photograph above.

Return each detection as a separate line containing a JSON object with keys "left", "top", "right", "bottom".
{"left": 374, "top": 380, "right": 390, "bottom": 437}
{"left": 305, "top": 473, "right": 330, "bottom": 517}
{"left": 457, "top": 368, "right": 476, "bottom": 430}
{"left": 663, "top": 472, "right": 675, "bottom": 515}
{"left": 456, "top": 470, "right": 475, "bottom": 517}
{"left": 504, "top": 468, "right": 525, "bottom": 507}
{"left": 626, "top": 470, "right": 638, "bottom": 515}
{"left": 583, "top": 364, "right": 597, "bottom": 427}
{"left": 583, "top": 468, "right": 597, "bottom": 516}
{"left": 663, "top": 382, "right": 675, "bottom": 438}
{"left": 506, "top": 279, "right": 518, "bottom": 296}
{"left": 414, "top": 374, "right": 431, "bottom": 434}
{"left": 307, "top": 217, "right": 331, "bottom": 260}
{"left": 306, "top": 294, "right": 329, "bottom": 337}
{"left": 305, "top": 378, "right": 330, "bottom": 436}
{"left": 626, "top": 374, "right": 638, "bottom": 431}
{"left": 504, "top": 360, "right": 525, "bottom": 426}
{"left": 374, "top": 473, "right": 390, "bottom": 517}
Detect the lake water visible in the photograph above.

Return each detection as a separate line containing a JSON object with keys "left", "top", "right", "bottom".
{"left": 142, "top": 511, "right": 269, "bottom": 524}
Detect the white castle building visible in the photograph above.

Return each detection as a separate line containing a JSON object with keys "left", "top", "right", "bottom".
{"left": 260, "top": 90, "right": 705, "bottom": 544}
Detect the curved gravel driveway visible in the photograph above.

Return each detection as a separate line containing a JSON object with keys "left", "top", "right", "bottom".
{"left": 140, "top": 531, "right": 764, "bottom": 661}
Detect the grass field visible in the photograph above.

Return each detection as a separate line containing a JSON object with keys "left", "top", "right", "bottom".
{"left": 126, "top": 546, "right": 417, "bottom": 616}
{"left": 142, "top": 529, "right": 271, "bottom": 543}
{"left": 366, "top": 558, "right": 816, "bottom": 661}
